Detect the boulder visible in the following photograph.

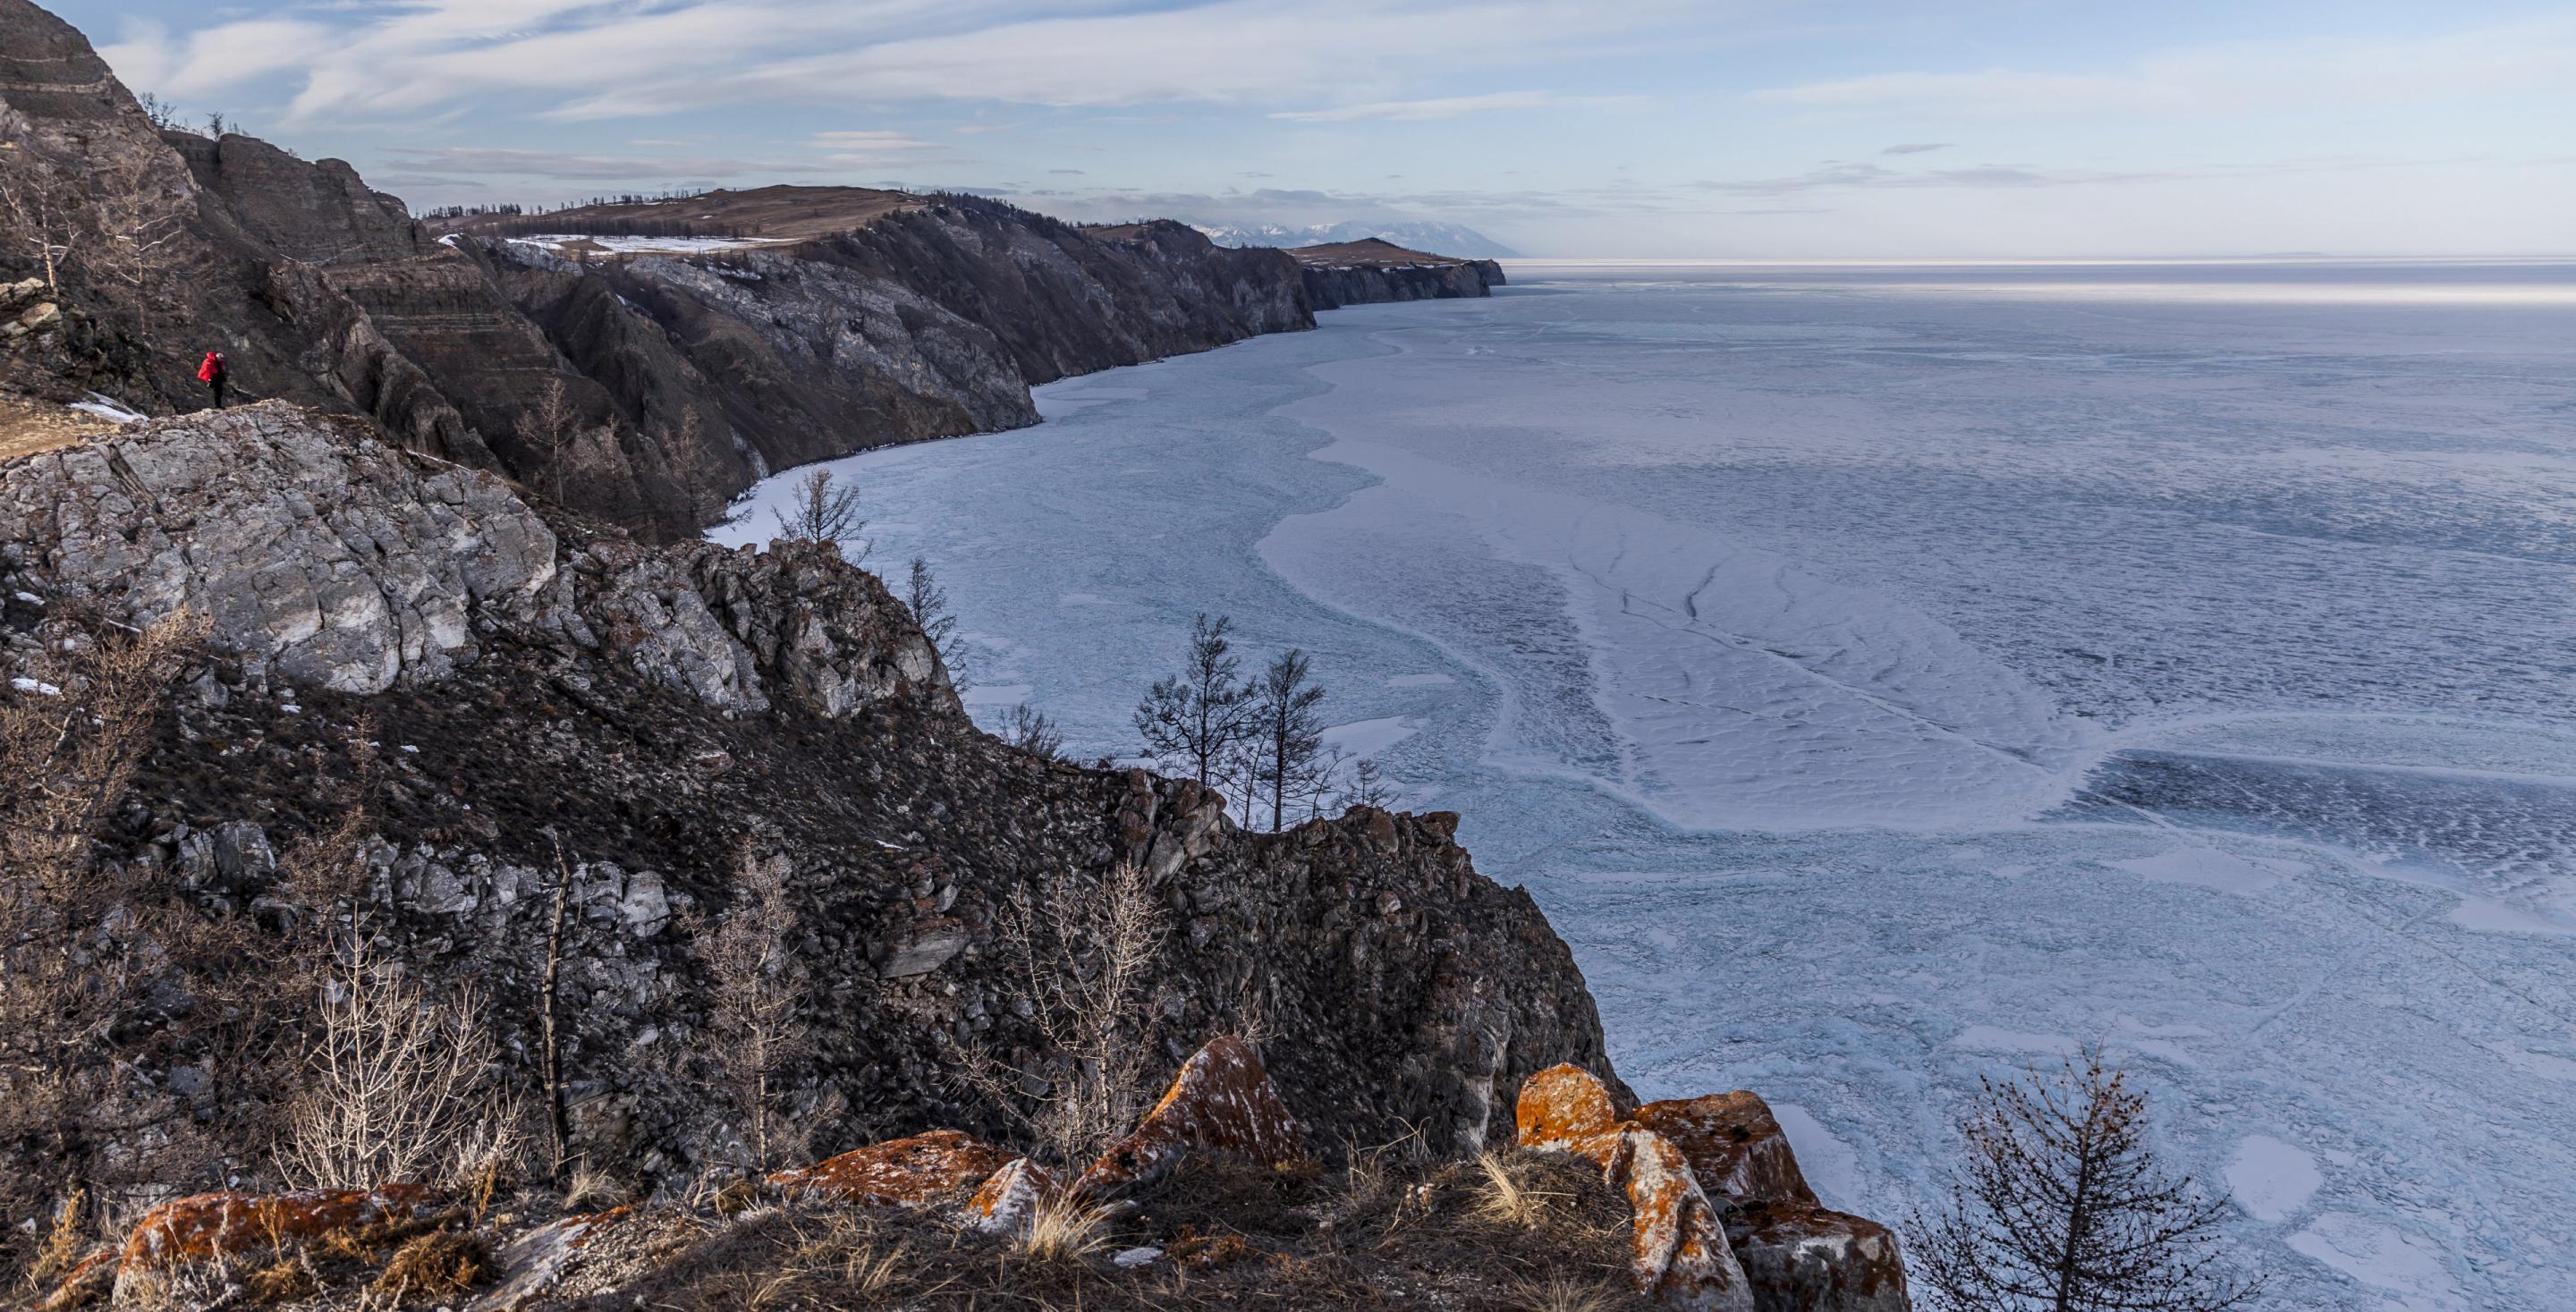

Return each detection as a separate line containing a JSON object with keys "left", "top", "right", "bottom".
{"left": 1517, "top": 1064, "right": 1753, "bottom": 1312}
{"left": 1635, "top": 1091, "right": 1818, "bottom": 1206}
{"left": 109, "top": 1184, "right": 445, "bottom": 1291}
{"left": 470, "top": 1206, "right": 634, "bottom": 1312}
{"left": 962, "top": 1157, "right": 1060, "bottom": 1235}
{"left": 770, "top": 1130, "right": 1020, "bottom": 1207}
{"left": 1724, "top": 1201, "right": 1911, "bottom": 1312}
{"left": 1072, "top": 1035, "right": 1306, "bottom": 1198}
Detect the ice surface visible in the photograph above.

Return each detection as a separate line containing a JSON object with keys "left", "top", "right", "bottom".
{"left": 2227, "top": 1135, "right": 2324, "bottom": 1223}
{"left": 716, "top": 262, "right": 2576, "bottom": 1310}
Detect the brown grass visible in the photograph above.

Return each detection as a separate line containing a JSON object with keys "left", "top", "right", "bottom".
{"left": 371, "top": 1230, "right": 490, "bottom": 1300}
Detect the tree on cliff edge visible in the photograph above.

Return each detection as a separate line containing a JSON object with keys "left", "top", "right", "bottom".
{"left": 1134, "top": 613, "right": 1255, "bottom": 789}
{"left": 1911, "top": 1046, "right": 2261, "bottom": 1312}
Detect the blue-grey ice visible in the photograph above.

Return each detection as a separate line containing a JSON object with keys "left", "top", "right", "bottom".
{"left": 716, "top": 261, "right": 2576, "bottom": 1311}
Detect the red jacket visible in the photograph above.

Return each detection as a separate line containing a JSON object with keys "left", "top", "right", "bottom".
{"left": 197, "top": 351, "right": 225, "bottom": 383}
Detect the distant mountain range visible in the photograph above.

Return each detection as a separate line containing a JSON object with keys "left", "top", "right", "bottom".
{"left": 1191, "top": 219, "right": 1521, "bottom": 258}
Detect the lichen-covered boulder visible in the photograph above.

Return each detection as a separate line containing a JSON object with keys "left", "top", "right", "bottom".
{"left": 1518, "top": 1064, "right": 1753, "bottom": 1312}
{"left": 102, "top": 1182, "right": 447, "bottom": 1306}
{"left": 962, "top": 1157, "right": 1060, "bottom": 1235}
{"left": 1073, "top": 1035, "right": 1306, "bottom": 1198}
{"left": 770, "top": 1129, "right": 1020, "bottom": 1206}
{"left": 1724, "top": 1201, "right": 1911, "bottom": 1312}
{"left": 1635, "top": 1091, "right": 1818, "bottom": 1206}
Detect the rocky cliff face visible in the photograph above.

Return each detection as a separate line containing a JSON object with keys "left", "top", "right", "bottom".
{"left": 0, "top": 402, "right": 1622, "bottom": 1184}
{"left": 0, "top": 0, "right": 1487, "bottom": 548}
{"left": 1292, "top": 238, "right": 1508, "bottom": 309}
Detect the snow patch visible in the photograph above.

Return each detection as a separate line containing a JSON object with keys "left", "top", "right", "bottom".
{"left": 71, "top": 393, "right": 145, "bottom": 424}
{"left": 2287, "top": 1214, "right": 2461, "bottom": 1308}
{"left": 2226, "top": 1136, "right": 2323, "bottom": 1223}
{"left": 2106, "top": 846, "right": 2287, "bottom": 895}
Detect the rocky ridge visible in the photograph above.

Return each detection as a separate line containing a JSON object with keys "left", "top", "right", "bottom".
{"left": 0, "top": 0, "right": 1496, "bottom": 543}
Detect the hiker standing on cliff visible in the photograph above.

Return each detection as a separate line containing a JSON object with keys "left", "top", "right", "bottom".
{"left": 197, "top": 350, "right": 227, "bottom": 409}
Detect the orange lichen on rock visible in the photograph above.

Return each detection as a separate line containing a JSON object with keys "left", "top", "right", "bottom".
{"left": 1072, "top": 1035, "right": 1305, "bottom": 1198}
{"left": 1635, "top": 1091, "right": 1819, "bottom": 1206}
{"left": 770, "top": 1129, "right": 1021, "bottom": 1206}
{"left": 1724, "top": 1199, "right": 1911, "bottom": 1312}
{"left": 40, "top": 1251, "right": 115, "bottom": 1311}
{"left": 962, "top": 1157, "right": 1061, "bottom": 1234}
{"left": 114, "top": 1184, "right": 447, "bottom": 1273}
{"left": 1516, "top": 1063, "right": 1753, "bottom": 1312}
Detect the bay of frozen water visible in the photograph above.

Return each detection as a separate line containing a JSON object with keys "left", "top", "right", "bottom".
{"left": 716, "top": 261, "right": 2576, "bottom": 1310}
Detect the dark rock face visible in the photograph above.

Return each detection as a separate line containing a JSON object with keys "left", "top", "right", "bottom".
{"left": 0, "top": 404, "right": 1618, "bottom": 1178}
{"left": 1301, "top": 258, "right": 1507, "bottom": 309}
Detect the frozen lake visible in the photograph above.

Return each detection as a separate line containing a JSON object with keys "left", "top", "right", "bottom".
{"left": 716, "top": 262, "right": 2576, "bottom": 1310}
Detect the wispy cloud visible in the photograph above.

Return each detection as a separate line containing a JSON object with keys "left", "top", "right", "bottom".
{"left": 1880, "top": 142, "right": 1950, "bottom": 155}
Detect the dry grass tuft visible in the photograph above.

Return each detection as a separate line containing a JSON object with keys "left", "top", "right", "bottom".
{"left": 562, "top": 1162, "right": 632, "bottom": 1213}
{"left": 1508, "top": 1273, "right": 1636, "bottom": 1312}
{"left": 371, "top": 1230, "right": 489, "bottom": 1299}
{"left": 29, "top": 1190, "right": 88, "bottom": 1282}
{"left": 1472, "top": 1150, "right": 1579, "bottom": 1230}
{"left": 1013, "top": 1192, "right": 1118, "bottom": 1265}
{"left": 242, "top": 1257, "right": 318, "bottom": 1305}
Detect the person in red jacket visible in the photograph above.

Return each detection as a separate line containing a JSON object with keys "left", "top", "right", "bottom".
{"left": 197, "top": 350, "right": 227, "bottom": 409}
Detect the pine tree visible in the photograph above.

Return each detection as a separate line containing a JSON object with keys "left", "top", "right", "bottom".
{"left": 1911, "top": 1047, "right": 2261, "bottom": 1312}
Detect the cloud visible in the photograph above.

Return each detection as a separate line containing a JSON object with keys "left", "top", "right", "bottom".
{"left": 1880, "top": 142, "right": 1950, "bottom": 155}
{"left": 92, "top": 0, "right": 1699, "bottom": 124}
{"left": 1271, "top": 90, "right": 1558, "bottom": 123}
{"left": 809, "top": 131, "right": 941, "bottom": 151}
{"left": 1756, "top": 18, "right": 2576, "bottom": 121}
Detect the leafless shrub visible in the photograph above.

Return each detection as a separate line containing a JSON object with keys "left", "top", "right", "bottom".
{"left": 997, "top": 702, "right": 1064, "bottom": 761}
{"left": 275, "top": 938, "right": 514, "bottom": 1190}
{"left": 691, "top": 847, "right": 812, "bottom": 1172}
{"left": 1910, "top": 1045, "right": 2262, "bottom": 1312}
{"left": 905, "top": 555, "right": 968, "bottom": 689}
{"left": 964, "top": 862, "right": 1169, "bottom": 1167}
{"left": 771, "top": 468, "right": 868, "bottom": 559}
{"left": 0, "top": 174, "right": 77, "bottom": 292}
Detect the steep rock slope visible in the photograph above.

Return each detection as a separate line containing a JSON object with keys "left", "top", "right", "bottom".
{"left": 0, "top": 402, "right": 1623, "bottom": 1179}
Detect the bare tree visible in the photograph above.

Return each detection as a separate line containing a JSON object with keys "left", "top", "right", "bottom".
{"left": 772, "top": 467, "right": 869, "bottom": 559}
{"left": 89, "top": 154, "right": 189, "bottom": 334}
{"left": 1133, "top": 613, "right": 1255, "bottom": 788}
{"left": 691, "top": 847, "right": 811, "bottom": 1172}
{"left": 1249, "top": 648, "right": 1327, "bottom": 832}
{"left": 204, "top": 112, "right": 229, "bottom": 138}
{"left": 1346, "top": 756, "right": 1397, "bottom": 810}
{"left": 906, "top": 555, "right": 968, "bottom": 689}
{"left": 276, "top": 937, "right": 512, "bottom": 1190}
{"left": 997, "top": 703, "right": 1063, "bottom": 761}
{"left": 969, "top": 863, "right": 1168, "bottom": 1166}
{"left": 0, "top": 175, "right": 76, "bottom": 292}
{"left": 1911, "top": 1047, "right": 2261, "bottom": 1312}
{"left": 668, "top": 408, "right": 738, "bottom": 530}
{"left": 514, "top": 380, "right": 581, "bottom": 501}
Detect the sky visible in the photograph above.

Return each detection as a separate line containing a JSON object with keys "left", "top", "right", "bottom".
{"left": 59, "top": 0, "right": 2576, "bottom": 258}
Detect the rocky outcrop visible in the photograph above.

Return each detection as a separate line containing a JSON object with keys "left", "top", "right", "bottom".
{"left": 1519, "top": 1065, "right": 1911, "bottom": 1312}
{"left": 111, "top": 1186, "right": 447, "bottom": 1284}
{"left": 1521, "top": 1064, "right": 1756, "bottom": 1312}
{"left": 1073, "top": 1035, "right": 1306, "bottom": 1198}
{"left": 1292, "top": 238, "right": 1507, "bottom": 309}
{"left": 769, "top": 1130, "right": 1020, "bottom": 1207}
{"left": 0, "top": 402, "right": 1618, "bottom": 1193}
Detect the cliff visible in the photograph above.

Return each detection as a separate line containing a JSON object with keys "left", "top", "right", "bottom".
{"left": 1292, "top": 237, "right": 1509, "bottom": 309}
{"left": 0, "top": 401, "right": 1618, "bottom": 1180}
{"left": 0, "top": 0, "right": 1493, "bottom": 546}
